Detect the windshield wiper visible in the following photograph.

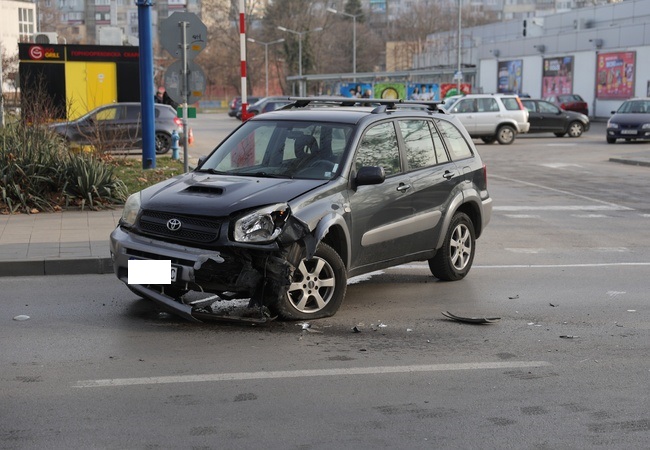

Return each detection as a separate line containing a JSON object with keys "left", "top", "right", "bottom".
{"left": 196, "top": 168, "right": 228, "bottom": 175}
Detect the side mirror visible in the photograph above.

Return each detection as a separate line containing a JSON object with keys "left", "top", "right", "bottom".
{"left": 355, "top": 166, "right": 385, "bottom": 187}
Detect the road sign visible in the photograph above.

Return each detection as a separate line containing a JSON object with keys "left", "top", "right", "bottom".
{"left": 159, "top": 12, "right": 207, "bottom": 60}
{"left": 163, "top": 59, "right": 207, "bottom": 105}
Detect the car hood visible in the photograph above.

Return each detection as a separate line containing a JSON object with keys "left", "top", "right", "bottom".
{"left": 610, "top": 113, "right": 650, "bottom": 125}
{"left": 140, "top": 172, "right": 328, "bottom": 216}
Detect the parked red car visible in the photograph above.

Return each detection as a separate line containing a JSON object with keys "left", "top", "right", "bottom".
{"left": 545, "top": 94, "right": 589, "bottom": 116}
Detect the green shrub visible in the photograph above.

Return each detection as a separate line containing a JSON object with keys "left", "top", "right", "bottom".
{"left": 62, "top": 153, "right": 129, "bottom": 210}
{"left": 0, "top": 122, "right": 128, "bottom": 213}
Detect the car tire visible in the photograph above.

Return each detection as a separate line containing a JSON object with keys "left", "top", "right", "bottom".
{"left": 495, "top": 125, "right": 516, "bottom": 145}
{"left": 481, "top": 136, "right": 497, "bottom": 144}
{"left": 567, "top": 121, "right": 584, "bottom": 137}
{"left": 155, "top": 132, "right": 172, "bottom": 154}
{"left": 606, "top": 137, "right": 616, "bottom": 144}
{"left": 428, "top": 212, "right": 476, "bottom": 281}
{"left": 270, "top": 243, "right": 347, "bottom": 320}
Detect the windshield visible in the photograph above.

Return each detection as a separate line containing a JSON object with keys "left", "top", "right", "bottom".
{"left": 198, "top": 120, "right": 354, "bottom": 180}
{"left": 618, "top": 100, "right": 650, "bottom": 114}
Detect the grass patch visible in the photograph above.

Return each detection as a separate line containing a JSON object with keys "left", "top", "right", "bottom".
{"left": 107, "top": 156, "right": 188, "bottom": 195}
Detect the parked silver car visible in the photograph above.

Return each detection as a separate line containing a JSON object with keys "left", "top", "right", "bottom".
{"left": 447, "top": 94, "right": 530, "bottom": 145}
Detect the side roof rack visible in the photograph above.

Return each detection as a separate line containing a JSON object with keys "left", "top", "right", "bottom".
{"left": 285, "top": 96, "right": 443, "bottom": 113}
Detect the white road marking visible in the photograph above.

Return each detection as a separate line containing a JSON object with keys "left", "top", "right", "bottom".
{"left": 571, "top": 214, "right": 609, "bottom": 218}
{"left": 74, "top": 361, "right": 552, "bottom": 388}
{"left": 504, "top": 214, "right": 541, "bottom": 219}
{"left": 495, "top": 205, "right": 628, "bottom": 211}
{"left": 540, "top": 162, "right": 581, "bottom": 167}
{"left": 490, "top": 175, "right": 633, "bottom": 210}
{"left": 391, "top": 262, "right": 650, "bottom": 270}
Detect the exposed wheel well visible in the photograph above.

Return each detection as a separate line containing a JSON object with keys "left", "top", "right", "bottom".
{"left": 320, "top": 225, "right": 348, "bottom": 270}
{"left": 456, "top": 202, "right": 483, "bottom": 238}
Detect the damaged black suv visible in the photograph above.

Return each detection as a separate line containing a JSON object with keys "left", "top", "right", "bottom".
{"left": 110, "top": 97, "right": 492, "bottom": 322}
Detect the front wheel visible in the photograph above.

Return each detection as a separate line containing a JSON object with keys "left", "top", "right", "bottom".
{"left": 567, "top": 121, "right": 584, "bottom": 137}
{"left": 606, "top": 137, "right": 616, "bottom": 144}
{"left": 496, "top": 125, "right": 516, "bottom": 145}
{"left": 428, "top": 212, "right": 476, "bottom": 281}
{"left": 270, "top": 243, "right": 347, "bottom": 320}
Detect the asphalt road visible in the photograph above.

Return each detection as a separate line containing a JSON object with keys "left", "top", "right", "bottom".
{"left": 2, "top": 118, "right": 649, "bottom": 449}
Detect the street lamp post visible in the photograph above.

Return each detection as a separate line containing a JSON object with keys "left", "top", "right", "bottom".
{"left": 277, "top": 26, "right": 323, "bottom": 96}
{"left": 326, "top": 7, "right": 361, "bottom": 81}
{"left": 247, "top": 38, "right": 285, "bottom": 97}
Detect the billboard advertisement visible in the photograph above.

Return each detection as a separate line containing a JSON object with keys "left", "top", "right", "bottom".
{"left": 497, "top": 60, "right": 523, "bottom": 94}
{"left": 541, "top": 56, "right": 574, "bottom": 99}
{"left": 596, "top": 52, "right": 635, "bottom": 99}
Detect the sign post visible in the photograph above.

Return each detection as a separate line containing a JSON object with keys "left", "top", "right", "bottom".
{"left": 160, "top": 12, "right": 207, "bottom": 172}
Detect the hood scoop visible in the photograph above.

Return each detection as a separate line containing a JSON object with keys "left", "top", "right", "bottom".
{"left": 184, "top": 185, "right": 224, "bottom": 195}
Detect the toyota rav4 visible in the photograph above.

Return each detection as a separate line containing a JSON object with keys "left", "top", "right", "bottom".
{"left": 110, "top": 97, "right": 492, "bottom": 322}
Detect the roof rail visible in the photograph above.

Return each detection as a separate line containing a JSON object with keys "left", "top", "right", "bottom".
{"left": 285, "top": 96, "right": 442, "bottom": 113}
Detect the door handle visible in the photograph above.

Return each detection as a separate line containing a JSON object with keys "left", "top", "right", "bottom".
{"left": 443, "top": 171, "right": 454, "bottom": 180}
{"left": 396, "top": 183, "right": 411, "bottom": 192}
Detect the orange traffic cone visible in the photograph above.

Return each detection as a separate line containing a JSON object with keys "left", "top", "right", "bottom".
{"left": 188, "top": 128, "right": 194, "bottom": 145}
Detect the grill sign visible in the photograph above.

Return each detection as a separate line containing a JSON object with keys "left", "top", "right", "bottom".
{"left": 166, "top": 218, "right": 182, "bottom": 231}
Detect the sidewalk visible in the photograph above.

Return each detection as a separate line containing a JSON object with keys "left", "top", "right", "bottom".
{"left": 0, "top": 208, "right": 122, "bottom": 277}
{"left": 1, "top": 152, "right": 649, "bottom": 278}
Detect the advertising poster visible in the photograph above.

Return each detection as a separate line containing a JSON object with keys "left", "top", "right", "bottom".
{"left": 407, "top": 83, "right": 440, "bottom": 101}
{"left": 497, "top": 60, "right": 523, "bottom": 94}
{"left": 440, "top": 83, "right": 471, "bottom": 98}
{"left": 541, "top": 56, "right": 574, "bottom": 98}
{"left": 340, "top": 83, "right": 373, "bottom": 98}
{"left": 596, "top": 52, "right": 636, "bottom": 99}
{"left": 373, "top": 83, "right": 406, "bottom": 99}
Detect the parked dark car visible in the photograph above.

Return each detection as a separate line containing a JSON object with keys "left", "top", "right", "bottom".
{"left": 110, "top": 97, "right": 492, "bottom": 323}
{"left": 241, "top": 96, "right": 293, "bottom": 120}
{"left": 521, "top": 99, "right": 590, "bottom": 137}
{"left": 228, "top": 96, "right": 261, "bottom": 118}
{"left": 544, "top": 94, "right": 589, "bottom": 116}
{"left": 49, "top": 103, "right": 183, "bottom": 154}
{"left": 606, "top": 98, "right": 650, "bottom": 144}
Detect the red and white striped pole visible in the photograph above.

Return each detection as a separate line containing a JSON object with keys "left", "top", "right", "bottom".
{"left": 239, "top": 0, "right": 251, "bottom": 121}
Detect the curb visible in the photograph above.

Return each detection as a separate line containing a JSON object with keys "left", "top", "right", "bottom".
{"left": 0, "top": 257, "right": 113, "bottom": 277}
{"left": 609, "top": 157, "right": 650, "bottom": 168}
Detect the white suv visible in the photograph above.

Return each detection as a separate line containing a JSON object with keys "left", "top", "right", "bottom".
{"left": 447, "top": 94, "right": 530, "bottom": 145}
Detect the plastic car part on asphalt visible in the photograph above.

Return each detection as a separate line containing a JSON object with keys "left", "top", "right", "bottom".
{"left": 441, "top": 311, "right": 501, "bottom": 324}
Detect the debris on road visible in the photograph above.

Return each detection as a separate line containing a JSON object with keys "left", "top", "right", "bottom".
{"left": 441, "top": 311, "right": 500, "bottom": 324}
{"left": 509, "top": 295, "right": 520, "bottom": 299}
{"left": 549, "top": 303, "right": 558, "bottom": 307}
{"left": 560, "top": 335, "right": 579, "bottom": 339}
{"left": 13, "top": 315, "right": 30, "bottom": 321}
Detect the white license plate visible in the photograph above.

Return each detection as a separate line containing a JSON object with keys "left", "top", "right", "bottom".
{"left": 171, "top": 266, "right": 178, "bottom": 282}
{"left": 621, "top": 129, "right": 637, "bottom": 135}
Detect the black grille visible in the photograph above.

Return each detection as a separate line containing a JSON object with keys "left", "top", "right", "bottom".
{"left": 138, "top": 210, "right": 221, "bottom": 243}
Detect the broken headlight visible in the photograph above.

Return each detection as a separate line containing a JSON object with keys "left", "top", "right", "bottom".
{"left": 234, "top": 203, "right": 290, "bottom": 243}
{"left": 120, "top": 193, "right": 141, "bottom": 226}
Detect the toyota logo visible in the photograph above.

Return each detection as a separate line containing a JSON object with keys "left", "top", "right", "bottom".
{"left": 166, "top": 218, "right": 182, "bottom": 231}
